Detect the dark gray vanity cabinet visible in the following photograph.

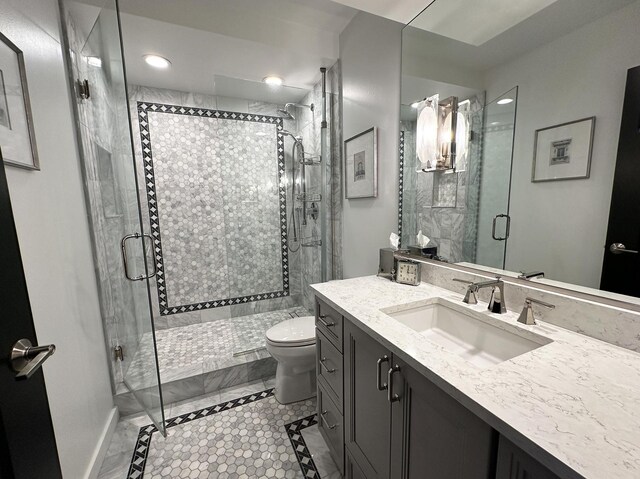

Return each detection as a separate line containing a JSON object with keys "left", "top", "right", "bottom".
{"left": 496, "top": 437, "right": 561, "bottom": 479}
{"left": 344, "top": 319, "right": 394, "bottom": 479}
{"left": 343, "top": 318, "right": 496, "bottom": 479}
{"left": 316, "top": 299, "right": 564, "bottom": 479}
{"left": 390, "top": 357, "right": 497, "bottom": 479}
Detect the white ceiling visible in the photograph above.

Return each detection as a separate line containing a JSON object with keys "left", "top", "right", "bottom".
{"left": 328, "top": 0, "right": 434, "bottom": 24}
{"left": 71, "top": 0, "right": 358, "bottom": 100}
{"left": 402, "top": 0, "right": 637, "bottom": 80}
{"left": 116, "top": 0, "right": 357, "bottom": 95}
{"left": 410, "top": 0, "right": 558, "bottom": 46}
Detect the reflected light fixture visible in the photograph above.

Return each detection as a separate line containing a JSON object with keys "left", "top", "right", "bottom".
{"left": 87, "top": 56, "right": 102, "bottom": 68}
{"left": 497, "top": 98, "right": 513, "bottom": 105}
{"left": 143, "top": 54, "right": 171, "bottom": 69}
{"left": 411, "top": 101, "right": 420, "bottom": 108}
{"left": 263, "top": 75, "right": 284, "bottom": 86}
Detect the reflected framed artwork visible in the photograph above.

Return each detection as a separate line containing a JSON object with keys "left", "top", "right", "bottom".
{"left": 345, "top": 127, "right": 377, "bottom": 198}
{"left": 532, "top": 117, "right": 595, "bottom": 182}
{"left": 0, "top": 32, "right": 39, "bottom": 170}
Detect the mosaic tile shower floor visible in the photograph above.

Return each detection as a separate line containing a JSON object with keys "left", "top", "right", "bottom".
{"left": 99, "top": 380, "right": 342, "bottom": 479}
{"left": 125, "top": 307, "right": 309, "bottom": 389}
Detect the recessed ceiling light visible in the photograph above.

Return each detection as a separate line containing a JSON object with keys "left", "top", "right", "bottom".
{"left": 497, "top": 98, "right": 514, "bottom": 105}
{"left": 143, "top": 54, "right": 171, "bottom": 69}
{"left": 87, "top": 56, "right": 102, "bottom": 68}
{"left": 263, "top": 76, "right": 284, "bottom": 86}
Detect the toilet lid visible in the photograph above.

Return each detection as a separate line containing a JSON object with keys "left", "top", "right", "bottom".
{"left": 266, "top": 316, "right": 316, "bottom": 346}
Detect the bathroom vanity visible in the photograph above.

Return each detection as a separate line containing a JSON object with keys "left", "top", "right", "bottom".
{"left": 313, "top": 276, "right": 640, "bottom": 479}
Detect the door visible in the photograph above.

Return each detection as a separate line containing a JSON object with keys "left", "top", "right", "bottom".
{"left": 390, "top": 358, "right": 496, "bottom": 479}
{"left": 601, "top": 66, "right": 640, "bottom": 296}
{"left": 0, "top": 153, "right": 62, "bottom": 478}
{"left": 344, "top": 320, "right": 393, "bottom": 479}
{"left": 69, "top": 1, "right": 165, "bottom": 431}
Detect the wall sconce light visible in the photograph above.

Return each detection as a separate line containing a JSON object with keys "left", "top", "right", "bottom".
{"left": 415, "top": 95, "right": 471, "bottom": 173}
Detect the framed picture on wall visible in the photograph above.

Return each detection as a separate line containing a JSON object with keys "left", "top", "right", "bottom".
{"left": 345, "top": 127, "right": 377, "bottom": 198}
{"left": 531, "top": 117, "right": 595, "bottom": 182}
{"left": 0, "top": 32, "right": 39, "bottom": 170}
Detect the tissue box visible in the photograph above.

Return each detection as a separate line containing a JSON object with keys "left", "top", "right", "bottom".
{"left": 408, "top": 245, "right": 438, "bottom": 257}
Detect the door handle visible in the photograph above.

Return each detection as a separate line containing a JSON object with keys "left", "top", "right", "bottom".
{"left": 11, "top": 339, "right": 56, "bottom": 380}
{"left": 491, "top": 214, "right": 511, "bottom": 241}
{"left": 609, "top": 243, "right": 638, "bottom": 254}
{"left": 120, "top": 232, "right": 157, "bottom": 281}
{"left": 376, "top": 355, "right": 389, "bottom": 391}
{"left": 387, "top": 364, "right": 401, "bottom": 403}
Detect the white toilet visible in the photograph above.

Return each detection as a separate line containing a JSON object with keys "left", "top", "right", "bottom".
{"left": 265, "top": 316, "right": 317, "bottom": 404}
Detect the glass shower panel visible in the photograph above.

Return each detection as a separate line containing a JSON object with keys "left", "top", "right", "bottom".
{"left": 474, "top": 87, "right": 518, "bottom": 269}
{"left": 76, "top": 2, "right": 165, "bottom": 431}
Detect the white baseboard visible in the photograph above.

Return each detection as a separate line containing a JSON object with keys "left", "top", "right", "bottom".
{"left": 86, "top": 406, "right": 119, "bottom": 479}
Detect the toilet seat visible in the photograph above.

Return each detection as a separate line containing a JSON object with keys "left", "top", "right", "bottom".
{"left": 266, "top": 316, "right": 315, "bottom": 347}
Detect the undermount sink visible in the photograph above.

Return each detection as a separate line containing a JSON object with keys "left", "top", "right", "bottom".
{"left": 382, "top": 299, "right": 551, "bottom": 369}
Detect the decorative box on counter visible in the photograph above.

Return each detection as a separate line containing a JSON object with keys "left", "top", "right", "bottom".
{"left": 408, "top": 245, "right": 438, "bottom": 257}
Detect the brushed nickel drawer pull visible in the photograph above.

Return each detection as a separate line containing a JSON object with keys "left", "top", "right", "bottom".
{"left": 320, "top": 357, "right": 337, "bottom": 373}
{"left": 320, "top": 410, "right": 337, "bottom": 430}
{"left": 318, "top": 314, "right": 336, "bottom": 328}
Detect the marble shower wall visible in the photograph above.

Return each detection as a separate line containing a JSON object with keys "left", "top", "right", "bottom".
{"left": 128, "top": 85, "right": 303, "bottom": 329}
{"left": 401, "top": 94, "right": 484, "bottom": 263}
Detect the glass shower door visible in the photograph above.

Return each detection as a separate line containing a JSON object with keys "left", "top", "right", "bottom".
{"left": 475, "top": 87, "right": 518, "bottom": 269}
{"left": 69, "top": 0, "right": 165, "bottom": 432}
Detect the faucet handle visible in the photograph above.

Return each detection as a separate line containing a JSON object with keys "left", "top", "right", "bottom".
{"left": 453, "top": 278, "right": 478, "bottom": 304}
{"left": 518, "top": 297, "right": 555, "bottom": 325}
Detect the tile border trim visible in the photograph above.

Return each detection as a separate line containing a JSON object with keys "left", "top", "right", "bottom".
{"left": 126, "top": 389, "right": 320, "bottom": 479}
{"left": 136, "top": 102, "right": 290, "bottom": 315}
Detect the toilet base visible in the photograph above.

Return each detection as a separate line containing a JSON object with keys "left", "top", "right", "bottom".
{"left": 273, "top": 365, "right": 317, "bottom": 404}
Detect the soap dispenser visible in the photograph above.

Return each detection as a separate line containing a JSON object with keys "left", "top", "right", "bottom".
{"left": 488, "top": 287, "right": 502, "bottom": 314}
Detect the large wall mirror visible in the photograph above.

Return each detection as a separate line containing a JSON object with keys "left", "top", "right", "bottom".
{"left": 400, "top": 0, "right": 640, "bottom": 301}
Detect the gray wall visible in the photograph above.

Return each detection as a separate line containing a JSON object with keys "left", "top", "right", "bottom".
{"left": 340, "top": 12, "right": 403, "bottom": 278}
{"left": 0, "top": 1, "right": 115, "bottom": 477}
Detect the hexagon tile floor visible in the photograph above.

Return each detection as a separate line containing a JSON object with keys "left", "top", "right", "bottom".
{"left": 98, "top": 380, "right": 341, "bottom": 479}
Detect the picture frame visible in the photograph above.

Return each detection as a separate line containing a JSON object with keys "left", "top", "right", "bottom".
{"left": 345, "top": 127, "right": 377, "bottom": 198}
{"left": 0, "top": 32, "right": 39, "bottom": 170}
{"left": 531, "top": 117, "right": 595, "bottom": 183}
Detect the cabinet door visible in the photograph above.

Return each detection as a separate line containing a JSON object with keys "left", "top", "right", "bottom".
{"left": 496, "top": 437, "right": 561, "bottom": 479}
{"left": 390, "top": 358, "right": 497, "bottom": 479}
{"left": 345, "top": 320, "right": 393, "bottom": 479}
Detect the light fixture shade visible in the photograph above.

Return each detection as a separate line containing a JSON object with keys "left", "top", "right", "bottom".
{"left": 416, "top": 95, "right": 439, "bottom": 171}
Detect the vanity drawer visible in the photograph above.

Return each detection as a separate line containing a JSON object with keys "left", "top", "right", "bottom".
{"left": 318, "top": 382, "right": 344, "bottom": 474}
{"left": 316, "top": 299, "right": 343, "bottom": 351}
{"left": 317, "top": 330, "right": 343, "bottom": 408}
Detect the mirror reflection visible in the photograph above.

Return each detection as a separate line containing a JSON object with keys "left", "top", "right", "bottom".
{"left": 400, "top": 0, "right": 640, "bottom": 299}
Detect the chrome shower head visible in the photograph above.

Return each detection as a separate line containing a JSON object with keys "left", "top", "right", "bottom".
{"left": 277, "top": 108, "right": 295, "bottom": 120}
{"left": 277, "top": 102, "right": 315, "bottom": 121}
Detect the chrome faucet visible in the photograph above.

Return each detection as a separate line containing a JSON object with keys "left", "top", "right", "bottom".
{"left": 518, "top": 270, "right": 544, "bottom": 280}
{"left": 453, "top": 276, "right": 507, "bottom": 313}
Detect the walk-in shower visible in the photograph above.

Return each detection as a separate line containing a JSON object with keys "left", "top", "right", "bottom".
{"left": 60, "top": 0, "right": 344, "bottom": 427}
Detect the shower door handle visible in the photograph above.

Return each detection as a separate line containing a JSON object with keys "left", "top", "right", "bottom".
{"left": 120, "top": 233, "right": 157, "bottom": 281}
{"left": 492, "top": 214, "right": 511, "bottom": 241}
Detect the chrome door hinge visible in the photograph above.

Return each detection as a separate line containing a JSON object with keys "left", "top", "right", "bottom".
{"left": 77, "top": 79, "right": 90, "bottom": 100}
{"left": 114, "top": 345, "right": 124, "bottom": 361}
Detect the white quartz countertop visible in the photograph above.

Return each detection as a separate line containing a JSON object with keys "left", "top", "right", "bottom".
{"left": 311, "top": 276, "right": 640, "bottom": 479}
